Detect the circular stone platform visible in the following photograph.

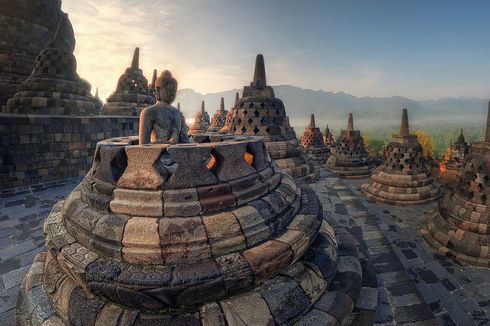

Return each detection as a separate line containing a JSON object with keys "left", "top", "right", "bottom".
{"left": 17, "top": 134, "right": 342, "bottom": 325}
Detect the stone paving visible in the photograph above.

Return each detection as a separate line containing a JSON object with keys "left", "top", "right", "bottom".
{"left": 1, "top": 168, "right": 489, "bottom": 325}
{"left": 0, "top": 178, "right": 81, "bottom": 326}
{"left": 311, "top": 168, "right": 490, "bottom": 325}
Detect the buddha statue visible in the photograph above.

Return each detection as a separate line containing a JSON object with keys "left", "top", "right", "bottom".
{"left": 139, "top": 70, "right": 189, "bottom": 145}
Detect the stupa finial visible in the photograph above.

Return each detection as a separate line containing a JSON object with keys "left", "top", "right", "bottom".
{"left": 95, "top": 87, "right": 100, "bottom": 100}
{"left": 309, "top": 114, "right": 316, "bottom": 128}
{"left": 220, "top": 97, "right": 225, "bottom": 111}
{"left": 400, "top": 108, "right": 410, "bottom": 137}
{"left": 235, "top": 92, "right": 239, "bottom": 104}
{"left": 177, "top": 102, "right": 181, "bottom": 111}
{"left": 347, "top": 113, "right": 354, "bottom": 131}
{"left": 201, "top": 101, "right": 205, "bottom": 113}
{"left": 252, "top": 54, "right": 266, "bottom": 88}
{"left": 131, "top": 47, "right": 140, "bottom": 70}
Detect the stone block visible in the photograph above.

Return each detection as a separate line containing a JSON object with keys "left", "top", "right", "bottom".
{"left": 163, "top": 188, "right": 202, "bottom": 217}
{"left": 90, "top": 213, "right": 130, "bottom": 259}
{"left": 202, "top": 212, "right": 246, "bottom": 256}
{"left": 167, "top": 145, "right": 218, "bottom": 188}
{"left": 215, "top": 253, "right": 254, "bottom": 295}
{"left": 159, "top": 217, "right": 211, "bottom": 263}
{"left": 200, "top": 302, "right": 226, "bottom": 326}
{"left": 122, "top": 217, "right": 163, "bottom": 264}
{"left": 212, "top": 142, "right": 256, "bottom": 181}
{"left": 220, "top": 291, "right": 274, "bottom": 325}
{"left": 197, "top": 183, "right": 236, "bottom": 212}
{"left": 243, "top": 240, "right": 294, "bottom": 283}
{"left": 117, "top": 144, "right": 167, "bottom": 190}
{"left": 230, "top": 173, "right": 268, "bottom": 205}
{"left": 110, "top": 188, "right": 163, "bottom": 217}
{"left": 233, "top": 205, "right": 270, "bottom": 247}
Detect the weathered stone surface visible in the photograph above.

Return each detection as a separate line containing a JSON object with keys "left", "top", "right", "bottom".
{"left": 202, "top": 212, "right": 246, "bottom": 256}
{"left": 243, "top": 240, "right": 294, "bottom": 283}
{"left": 117, "top": 145, "right": 167, "bottom": 190}
{"left": 167, "top": 145, "right": 218, "bottom": 188}
{"left": 200, "top": 302, "right": 226, "bottom": 326}
{"left": 163, "top": 188, "right": 202, "bottom": 217}
{"left": 110, "top": 189, "right": 163, "bottom": 217}
{"left": 159, "top": 217, "right": 211, "bottom": 263}
{"left": 230, "top": 173, "right": 268, "bottom": 205}
{"left": 212, "top": 142, "right": 256, "bottom": 181}
{"left": 258, "top": 275, "right": 310, "bottom": 325}
{"left": 220, "top": 291, "right": 274, "bottom": 326}
{"left": 215, "top": 253, "right": 254, "bottom": 295}
{"left": 233, "top": 205, "right": 270, "bottom": 247}
{"left": 90, "top": 213, "right": 130, "bottom": 259}
{"left": 315, "top": 291, "right": 354, "bottom": 324}
{"left": 197, "top": 183, "right": 236, "bottom": 212}
{"left": 122, "top": 217, "right": 162, "bottom": 264}
{"left": 95, "top": 304, "right": 139, "bottom": 326}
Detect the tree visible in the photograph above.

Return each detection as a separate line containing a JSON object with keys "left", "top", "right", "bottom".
{"left": 414, "top": 131, "right": 434, "bottom": 159}
{"left": 363, "top": 135, "right": 386, "bottom": 159}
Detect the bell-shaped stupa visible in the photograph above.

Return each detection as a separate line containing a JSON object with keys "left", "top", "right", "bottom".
{"left": 421, "top": 103, "right": 490, "bottom": 267}
{"left": 189, "top": 100, "right": 211, "bottom": 134}
{"left": 361, "top": 109, "right": 441, "bottom": 205}
{"left": 300, "top": 114, "right": 331, "bottom": 163}
{"left": 323, "top": 125, "right": 335, "bottom": 147}
{"left": 208, "top": 97, "right": 228, "bottom": 132}
{"left": 4, "top": 14, "right": 98, "bottom": 115}
{"left": 0, "top": 0, "right": 63, "bottom": 109}
{"left": 219, "top": 92, "right": 239, "bottom": 134}
{"left": 230, "top": 54, "right": 317, "bottom": 182}
{"left": 325, "top": 113, "right": 375, "bottom": 178}
{"left": 101, "top": 48, "right": 155, "bottom": 116}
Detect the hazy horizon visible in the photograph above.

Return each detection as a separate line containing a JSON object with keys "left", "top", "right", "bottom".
{"left": 62, "top": 0, "right": 490, "bottom": 102}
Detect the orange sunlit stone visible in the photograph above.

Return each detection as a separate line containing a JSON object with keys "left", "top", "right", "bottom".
{"left": 244, "top": 152, "right": 254, "bottom": 165}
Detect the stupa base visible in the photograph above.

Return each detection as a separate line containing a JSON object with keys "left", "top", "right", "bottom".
{"left": 420, "top": 210, "right": 490, "bottom": 268}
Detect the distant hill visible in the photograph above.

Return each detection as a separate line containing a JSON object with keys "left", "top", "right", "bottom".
{"left": 175, "top": 85, "right": 488, "bottom": 133}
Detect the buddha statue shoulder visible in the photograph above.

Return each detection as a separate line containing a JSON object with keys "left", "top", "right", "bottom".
{"left": 139, "top": 70, "right": 189, "bottom": 144}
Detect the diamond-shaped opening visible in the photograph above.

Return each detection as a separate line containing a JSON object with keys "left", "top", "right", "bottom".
{"left": 265, "top": 127, "right": 271, "bottom": 134}
{"left": 248, "top": 117, "right": 253, "bottom": 125}
{"left": 260, "top": 103, "right": 265, "bottom": 108}
{"left": 253, "top": 126, "right": 260, "bottom": 134}
{"left": 243, "top": 109, "right": 248, "bottom": 116}
{"left": 240, "top": 102, "right": 245, "bottom": 108}
{"left": 249, "top": 103, "right": 254, "bottom": 109}
{"left": 254, "top": 109, "right": 260, "bottom": 117}
{"left": 244, "top": 152, "right": 254, "bottom": 166}
{"left": 241, "top": 126, "right": 247, "bottom": 133}
{"left": 207, "top": 153, "right": 218, "bottom": 170}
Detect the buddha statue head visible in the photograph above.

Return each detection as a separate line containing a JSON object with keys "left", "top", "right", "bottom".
{"left": 156, "top": 70, "right": 177, "bottom": 104}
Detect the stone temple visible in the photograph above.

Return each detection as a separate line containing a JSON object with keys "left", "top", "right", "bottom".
{"left": 300, "top": 114, "right": 331, "bottom": 164}
{"left": 189, "top": 101, "right": 211, "bottom": 134}
{"left": 101, "top": 48, "right": 155, "bottom": 116}
{"left": 208, "top": 97, "right": 228, "bottom": 132}
{"left": 323, "top": 125, "right": 335, "bottom": 148}
{"left": 0, "top": 0, "right": 63, "bottom": 109}
{"left": 219, "top": 92, "right": 239, "bottom": 134}
{"left": 4, "top": 14, "right": 98, "bottom": 116}
{"left": 439, "top": 128, "right": 470, "bottom": 187}
{"left": 421, "top": 104, "right": 490, "bottom": 267}
{"left": 230, "top": 54, "right": 317, "bottom": 182}
{"left": 326, "top": 113, "right": 375, "bottom": 178}
{"left": 361, "top": 109, "right": 441, "bottom": 205}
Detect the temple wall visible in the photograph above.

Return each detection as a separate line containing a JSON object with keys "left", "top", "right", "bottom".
{"left": 0, "top": 114, "right": 138, "bottom": 189}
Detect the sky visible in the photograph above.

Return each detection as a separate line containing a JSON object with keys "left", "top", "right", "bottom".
{"left": 62, "top": 0, "right": 490, "bottom": 102}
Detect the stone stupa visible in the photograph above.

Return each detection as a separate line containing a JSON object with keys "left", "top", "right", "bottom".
{"left": 325, "top": 113, "right": 375, "bottom": 178}
{"left": 4, "top": 14, "right": 99, "bottom": 115}
{"left": 189, "top": 100, "right": 211, "bottom": 134}
{"left": 361, "top": 109, "right": 441, "bottom": 205}
{"left": 323, "top": 125, "right": 335, "bottom": 147}
{"left": 439, "top": 129, "right": 470, "bottom": 187}
{"left": 101, "top": 48, "right": 155, "bottom": 116}
{"left": 0, "top": 0, "right": 63, "bottom": 109}
{"left": 300, "top": 114, "right": 331, "bottom": 163}
{"left": 17, "top": 132, "right": 345, "bottom": 325}
{"left": 219, "top": 92, "right": 239, "bottom": 134}
{"left": 207, "top": 97, "right": 228, "bottom": 132}
{"left": 230, "top": 54, "right": 317, "bottom": 182}
{"left": 421, "top": 103, "right": 490, "bottom": 267}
